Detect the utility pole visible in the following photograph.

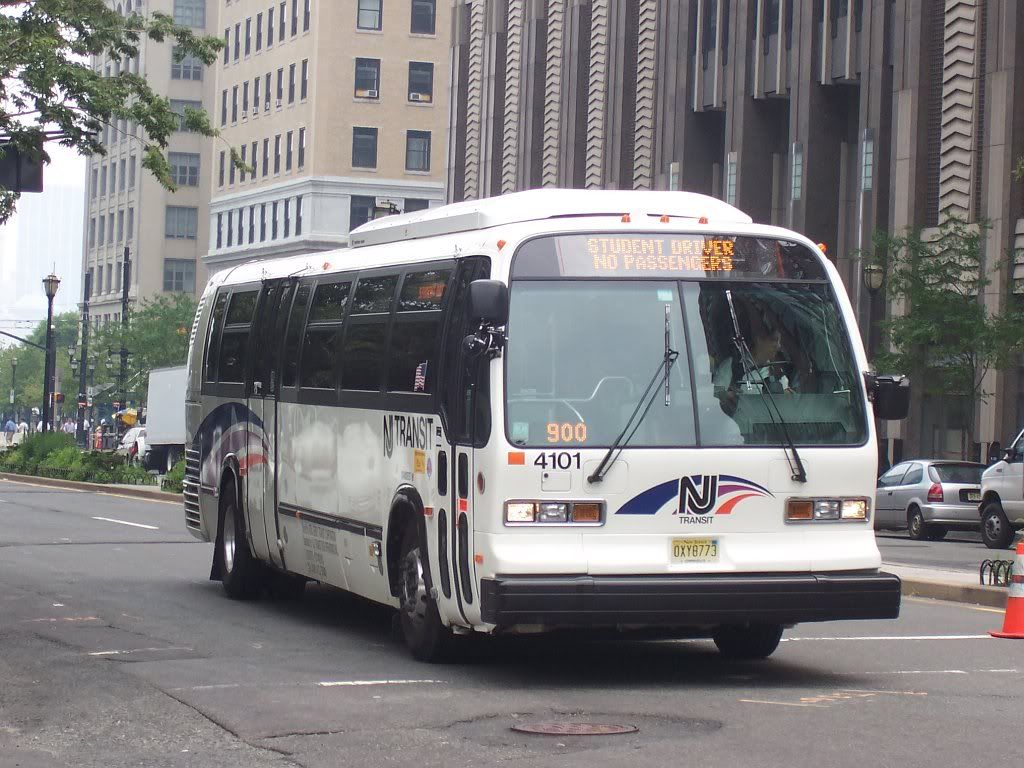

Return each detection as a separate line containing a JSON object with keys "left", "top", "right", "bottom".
{"left": 41, "top": 273, "right": 60, "bottom": 433}
{"left": 117, "top": 246, "right": 130, "bottom": 436}
{"left": 76, "top": 270, "right": 92, "bottom": 446}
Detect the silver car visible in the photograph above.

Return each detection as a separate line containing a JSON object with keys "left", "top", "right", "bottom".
{"left": 874, "top": 460, "right": 985, "bottom": 540}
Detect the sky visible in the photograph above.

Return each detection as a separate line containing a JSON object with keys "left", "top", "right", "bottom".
{"left": 0, "top": 143, "right": 86, "bottom": 345}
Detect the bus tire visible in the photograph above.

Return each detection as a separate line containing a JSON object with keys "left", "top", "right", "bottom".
{"left": 218, "top": 479, "right": 261, "bottom": 600}
{"left": 713, "top": 624, "right": 784, "bottom": 659}
{"left": 398, "top": 525, "right": 452, "bottom": 662}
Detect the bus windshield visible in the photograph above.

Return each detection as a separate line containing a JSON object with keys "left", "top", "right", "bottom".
{"left": 506, "top": 236, "right": 867, "bottom": 448}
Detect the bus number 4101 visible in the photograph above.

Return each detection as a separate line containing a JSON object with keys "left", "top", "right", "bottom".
{"left": 534, "top": 452, "right": 582, "bottom": 470}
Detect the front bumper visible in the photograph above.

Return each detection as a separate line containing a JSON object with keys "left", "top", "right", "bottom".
{"left": 480, "top": 570, "right": 901, "bottom": 627}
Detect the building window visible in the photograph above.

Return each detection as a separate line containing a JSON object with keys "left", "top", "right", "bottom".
{"left": 350, "top": 195, "right": 375, "bottom": 230}
{"left": 229, "top": 151, "right": 236, "bottom": 184}
{"left": 288, "top": 62, "right": 296, "bottom": 102}
{"left": 263, "top": 138, "right": 270, "bottom": 176}
{"left": 354, "top": 58, "right": 380, "bottom": 97}
{"left": 272, "top": 200, "right": 279, "bottom": 239}
{"left": 240, "top": 144, "right": 247, "bottom": 182}
{"left": 725, "top": 151, "right": 737, "bottom": 205}
{"left": 165, "top": 206, "right": 198, "bottom": 239}
{"left": 249, "top": 205, "right": 256, "bottom": 242}
{"left": 243, "top": 81, "right": 249, "bottom": 115}
{"left": 790, "top": 142, "right": 803, "bottom": 201}
{"left": 291, "top": 0, "right": 299, "bottom": 35}
{"left": 108, "top": 214, "right": 114, "bottom": 243}
{"left": 260, "top": 202, "right": 267, "bottom": 241}
{"left": 163, "top": 259, "right": 196, "bottom": 293}
{"left": 352, "top": 127, "right": 378, "bottom": 168}
{"left": 227, "top": 209, "right": 233, "bottom": 246}
{"left": 410, "top": 0, "right": 435, "bottom": 34}
{"left": 237, "top": 208, "right": 244, "bottom": 243}
{"left": 216, "top": 212, "right": 223, "bottom": 248}
{"left": 117, "top": 210, "right": 124, "bottom": 241}
{"left": 245, "top": 17, "right": 252, "bottom": 55}
{"left": 221, "top": 89, "right": 227, "bottom": 126}
{"left": 265, "top": 72, "right": 272, "bottom": 109}
{"left": 276, "top": 67, "right": 284, "bottom": 103}
{"left": 89, "top": 217, "right": 96, "bottom": 247}
{"left": 100, "top": 165, "right": 107, "bottom": 195}
{"left": 301, "top": 58, "right": 308, "bottom": 99}
{"left": 170, "top": 152, "right": 200, "bottom": 186}
{"left": 251, "top": 140, "right": 258, "bottom": 176}
{"left": 861, "top": 129, "right": 874, "bottom": 192}
{"left": 128, "top": 154, "right": 136, "bottom": 187}
{"left": 173, "top": 0, "right": 206, "bottom": 28}
{"left": 358, "top": 0, "right": 382, "bottom": 30}
{"left": 279, "top": 1, "right": 286, "bottom": 39}
{"left": 268, "top": 6, "right": 275, "bottom": 45}
{"left": 98, "top": 214, "right": 105, "bottom": 245}
{"left": 286, "top": 130, "right": 293, "bottom": 170}
{"left": 234, "top": 22, "right": 240, "bottom": 60}
{"left": 253, "top": 77, "right": 261, "bottom": 114}
{"left": 90, "top": 167, "right": 98, "bottom": 196}
{"left": 405, "top": 130, "right": 430, "bottom": 172}
{"left": 284, "top": 198, "right": 291, "bottom": 237}
{"left": 232, "top": 85, "right": 238, "bottom": 122}
{"left": 127, "top": 207, "right": 134, "bottom": 240}
{"left": 274, "top": 134, "right": 281, "bottom": 173}
{"left": 223, "top": 28, "right": 229, "bottom": 64}
{"left": 118, "top": 158, "right": 125, "bottom": 191}
{"left": 171, "top": 47, "right": 202, "bottom": 80}
{"left": 257, "top": 12, "right": 263, "bottom": 49}
{"left": 171, "top": 99, "right": 202, "bottom": 131}
{"left": 298, "top": 127, "right": 306, "bottom": 168}
{"left": 110, "top": 162, "right": 116, "bottom": 192}
{"left": 304, "top": 0, "right": 311, "bottom": 31}
{"left": 296, "top": 195, "right": 303, "bottom": 235}
{"left": 404, "top": 198, "right": 430, "bottom": 212}
{"left": 219, "top": 150, "right": 225, "bottom": 186}
{"left": 408, "top": 61, "right": 433, "bottom": 102}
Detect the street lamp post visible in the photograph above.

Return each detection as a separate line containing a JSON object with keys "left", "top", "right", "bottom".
{"left": 862, "top": 262, "right": 885, "bottom": 363}
{"left": 41, "top": 273, "right": 60, "bottom": 433}
{"left": 9, "top": 357, "right": 15, "bottom": 422}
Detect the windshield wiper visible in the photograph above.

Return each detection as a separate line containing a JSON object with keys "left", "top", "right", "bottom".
{"left": 725, "top": 290, "right": 807, "bottom": 483}
{"left": 588, "top": 305, "right": 678, "bottom": 484}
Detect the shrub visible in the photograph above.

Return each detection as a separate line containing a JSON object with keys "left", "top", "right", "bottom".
{"left": 163, "top": 458, "right": 185, "bottom": 494}
{"left": 0, "top": 434, "right": 156, "bottom": 486}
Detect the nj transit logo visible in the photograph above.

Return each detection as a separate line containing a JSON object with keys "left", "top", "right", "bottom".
{"left": 616, "top": 474, "right": 773, "bottom": 523}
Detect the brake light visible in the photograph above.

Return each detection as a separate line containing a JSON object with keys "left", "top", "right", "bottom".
{"left": 927, "top": 483, "right": 944, "bottom": 503}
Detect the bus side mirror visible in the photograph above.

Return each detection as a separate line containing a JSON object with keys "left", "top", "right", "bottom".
{"left": 866, "top": 374, "right": 910, "bottom": 420}
{"left": 468, "top": 280, "right": 508, "bottom": 327}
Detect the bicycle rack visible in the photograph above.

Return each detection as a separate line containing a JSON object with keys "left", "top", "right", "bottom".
{"left": 979, "top": 559, "right": 1015, "bottom": 587}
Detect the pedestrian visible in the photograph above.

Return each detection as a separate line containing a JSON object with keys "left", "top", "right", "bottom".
{"left": 3, "top": 416, "right": 15, "bottom": 448}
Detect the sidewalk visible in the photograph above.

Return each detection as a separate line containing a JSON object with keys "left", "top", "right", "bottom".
{"left": 0, "top": 472, "right": 180, "bottom": 502}
{"left": 884, "top": 562, "right": 1008, "bottom": 609}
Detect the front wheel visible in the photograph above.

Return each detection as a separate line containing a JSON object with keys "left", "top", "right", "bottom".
{"left": 907, "top": 507, "right": 928, "bottom": 540}
{"left": 398, "top": 525, "right": 453, "bottom": 662}
{"left": 218, "top": 481, "right": 261, "bottom": 599}
{"left": 713, "top": 624, "right": 784, "bottom": 659}
{"left": 981, "top": 502, "right": 1014, "bottom": 549}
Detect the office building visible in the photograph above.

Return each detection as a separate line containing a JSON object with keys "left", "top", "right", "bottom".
{"left": 205, "top": 0, "right": 449, "bottom": 269}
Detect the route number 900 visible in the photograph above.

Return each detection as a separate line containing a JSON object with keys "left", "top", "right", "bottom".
{"left": 546, "top": 422, "right": 587, "bottom": 444}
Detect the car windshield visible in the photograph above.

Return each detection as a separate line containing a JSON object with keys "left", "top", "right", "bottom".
{"left": 930, "top": 463, "right": 983, "bottom": 484}
{"left": 506, "top": 236, "right": 867, "bottom": 448}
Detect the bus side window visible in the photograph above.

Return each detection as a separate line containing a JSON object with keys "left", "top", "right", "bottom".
{"left": 300, "top": 280, "right": 351, "bottom": 390}
{"left": 218, "top": 290, "right": 258, "bottom": 384}
{"left": 281, "top": 283, "right": 312, "bottom": 389}
{"left": 204, "top": 291, "right": 229, "bottom": 384}
{"left": 341, "top": 274, "right": 399, "bottom": 392}
{"left": 387, "top": 268, "right": 451, "bottom": 394}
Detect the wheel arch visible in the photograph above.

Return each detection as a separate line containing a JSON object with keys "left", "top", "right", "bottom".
{"left": 386, "top": 485, "right": 432, "bottom": 599}
{"left": 209, "top": 455, "right": 244, "bottom": 581}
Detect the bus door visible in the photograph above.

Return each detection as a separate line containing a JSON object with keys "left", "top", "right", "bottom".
{"left": 440, "top": 257, "right": 491, "bottom": 616}
{"left": 247, "top": 278, "right": 293, "bottom": 568}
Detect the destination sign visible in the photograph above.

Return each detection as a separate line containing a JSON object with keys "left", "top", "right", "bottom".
{"left": 512, "top": 233, "right": 827, "bottom": 280}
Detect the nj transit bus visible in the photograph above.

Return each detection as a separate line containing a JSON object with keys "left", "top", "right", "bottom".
{"left": 183, "top": 189, "right": 909, "bottom": 661}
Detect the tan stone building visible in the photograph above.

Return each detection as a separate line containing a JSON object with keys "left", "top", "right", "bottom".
{"left": 448, "top": 0, "right": 1024, "bottom": 462}
{"left": 205, "top": 0, "right": 449, "bottom": 269}
{"left": 81, "top": 0, "right": 215, "bottom": 325}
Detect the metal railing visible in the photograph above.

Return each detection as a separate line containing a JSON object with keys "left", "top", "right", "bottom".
{"left": 980, "top": 559, "right": 1015, "bottom": 587}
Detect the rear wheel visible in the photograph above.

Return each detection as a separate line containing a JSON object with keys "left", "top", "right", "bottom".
{"left": 907, "top": 507, "right": 928, "bottom": 540}
{"left": 218, "top": 480, "right": 261, "bottom": 599}
{"left": 165, "top": 447, "right": 179, "bottom": 474}
{"left": 398, "top": 525, "right": 453, "bottom": 662}
{"left": 713, "top": 624, "right": 784, "bottom": 659}
{"left": 981, "top": 502, "right": 1014, "bottom": 549}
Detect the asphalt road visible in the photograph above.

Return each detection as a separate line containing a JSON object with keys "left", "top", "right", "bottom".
{"left": 1, "top": 478, "right": 1021, "bottom": 768}
{"left": 874, "top": 530, "right": 1002, "bottom": 572}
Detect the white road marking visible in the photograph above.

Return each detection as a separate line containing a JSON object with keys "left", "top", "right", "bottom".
{"left": 88, "top": 646, "right": 193, "bottom": 657}
{"left": 781, "top": 634, "right": 991, "bottom": 642}
{"left": 739, "top": 699, "right": 828, "bottom": 708}
{"left": 91, "top": 516, "right": 158, "bottom": 530}
{"left": 23, "top": 616, "right": 100, "bottom": 623}
{"left": 317, "top": 679, "right": 444, "bottom": 688}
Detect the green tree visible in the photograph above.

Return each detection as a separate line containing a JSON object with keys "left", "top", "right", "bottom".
{"left": 0, "top": 0, "right": 229, "bottom": 223}
{"left": 0, "top": 311, "right": 81, "bottom": 420}
{"left": 872, "top": 217, "right": 1024, "bottom": 456}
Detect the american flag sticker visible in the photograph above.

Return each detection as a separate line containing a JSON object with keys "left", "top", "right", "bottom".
{"left": 414, "top": 361, "right": 428, "bottom": 392}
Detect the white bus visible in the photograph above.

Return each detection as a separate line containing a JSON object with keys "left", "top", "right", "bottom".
{"left": 183, "top": 189, "right": 908, "bottom": 661}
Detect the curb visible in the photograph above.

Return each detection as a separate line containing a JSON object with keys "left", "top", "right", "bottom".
{"left": 0, "top": 472, "right": 181, "bottom": 503}
{"left": 894, "top": 573, "right": 1008, "bottom": 609}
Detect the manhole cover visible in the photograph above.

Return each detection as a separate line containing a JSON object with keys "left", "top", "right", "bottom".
{"left": 511, "top": 723, "right": 638, "bottom": 736}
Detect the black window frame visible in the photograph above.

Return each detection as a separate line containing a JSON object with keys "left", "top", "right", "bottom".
{"left": 202, "top": 285, "right": 260, "bottom": 398}
{"left": 352, "top": 126, "right": 378, "bottom": 168}
{"left": 354, "top": 57, "right": 380, "bottom": 97}
{"left": 410, "top": 0, "right": 435, "bottom": 34}
{"left": 357, "top": 0, "right": 383, "bottom": 30}
{"left": 407, "top": 61, "right": 433, "bottom": 101}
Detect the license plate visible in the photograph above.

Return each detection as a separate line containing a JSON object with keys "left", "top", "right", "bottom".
{"left": 967, "top": 491, "right": 981, "bottom": 502}
{"left": 671, "top": 538, "right": 719, "bottom": 563}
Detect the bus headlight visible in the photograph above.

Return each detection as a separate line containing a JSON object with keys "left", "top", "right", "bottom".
{"left": 786, "top": 497, "right": 870, "bottom": 523}
{"left": 504, "top": 501, "right": 605, "bottom": 526}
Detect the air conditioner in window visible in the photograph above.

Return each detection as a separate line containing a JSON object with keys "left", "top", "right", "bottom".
{"left": 355, "top": 88, "right": 378, "bottom": 99}
{"left": 409, "top": 92, "right": 431, "bottom": 103}
{"left": 241, "top": 110, "right": 248, "bottom": 118}
{"left": 276, "top": 99, "right": 283, "bottom": 108}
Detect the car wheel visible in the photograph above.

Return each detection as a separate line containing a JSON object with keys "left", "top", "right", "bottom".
{"left": 907, "top": 507, "right": 927, "bottom": 540}
{"left": 218, "top": 480, "right": 261, "bottom": 599}
{"left": 925, "top": 525, "right": 948, "bottom": 541}
{"left": 713, "top": 624, "right": 784, "bottom": 659}
{"left": 165, "top": 447, "right": 179, "bottom": 474}
{"left": 981, "top": 502, "right": 1014, "bottom": 550}
{"left": 397, "top": 524, "right": 453, "bottom": 662}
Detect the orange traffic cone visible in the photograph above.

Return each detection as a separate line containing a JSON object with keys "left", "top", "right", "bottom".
{"left": 991, "top": 540, "right": 1024, "bottom": 639}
